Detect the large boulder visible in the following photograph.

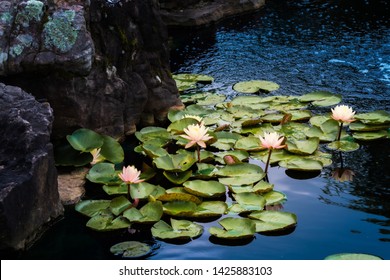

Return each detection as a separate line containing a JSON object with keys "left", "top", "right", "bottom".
{"left": 159, "top": 0, "right": 266, "bottom": 26}
{"left": 0, "top": 83, "right": 63, "bottom": 251}
{"left": 0, "top": 0, "right": 183, "bottom": 139}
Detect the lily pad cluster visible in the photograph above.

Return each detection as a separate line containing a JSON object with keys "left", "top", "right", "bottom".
{"left": 72, "top": 73, "right": 389, "bottom": 253}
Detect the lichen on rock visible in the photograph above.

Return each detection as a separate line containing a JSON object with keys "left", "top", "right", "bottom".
{"left": 15, "top": 0, "right": 44, "bottom": 28}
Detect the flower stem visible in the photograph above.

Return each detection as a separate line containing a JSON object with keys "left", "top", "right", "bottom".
{"left": 127, "top": 184, "right": 131, "bottom": 201}
{"left": 337, "top": 122, "right": 344, "bottom": 141}
{"left": 196, "top": 145, "right": 201, "bottom": 163}
{"left": 264, "top": 149, "right": 273, "bottom": 174}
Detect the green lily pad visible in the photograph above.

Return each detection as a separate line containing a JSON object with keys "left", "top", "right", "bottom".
{"left": 167, "top": 118, "right": 199, "bottom": 134}
{"left": 234, "top": 136, "right": 263, "bottom": 151}
{"left": 75, "top": 200, "right": 111, "bottom": 217}
{"left": 216, "top": 163, "right": 266, "bottom": 185}
{"left": 193, "top": 163, "right": 218, "bottom": 179}
{"left": 183, "top": 180, "right": 226, "bottom": 198}
{"left": 173, "top": 73, "right": 214, "bottom": 84}
{"left": 197, "top": 93, "right": 226, "bottom": 106}
{"left": 191, "top": 201, "right": 228, "bottom": 218}
{"left": 163, "top": 201, "right": 198, "bottom": 217}
{"left": 249, "top": 210, "right": 297, "bottom": 233}
{"left": 324, "top": 253, "right": 383, "bottom": 260}
{"left": 54, "top": 139, "right": 93, "bottom": 166}
{"left": 211, "top": 131, "right": 242, "bottom": 151}
{"left": 66, "top": 128, "right": 104, "bottom": 153}
{"left": 209, "top": 217, "right": 256, "bottom": 239}
{"left": 86, "top": 214, "right": 131, "bottom": 231}
{"left": 230, "top": 95, "right": 267, "bottom": 105}
{"left": 251, "top": 149, "right": 295, "bottom": 164}
{"left": 109, "top": 196, "right": 132, "bottom": 216}
{"left": 183, "top": 104, "right": 215, "bottom": 117}
{"left": 158, "top": 191, "right": 202, "bottom": 205}
{"left": 327, "top": 141, "right": 360, "bottom": 152}
{"left": 151, "top": 218, "right": 203, "bottom": 240}
{"left": 279, "top": 158, "right": 323, "bottom": 171}
{"left": 214, "top": 150, "right": 250, "bottom": 164}
{"left": 349, "top": 121, "right": 390, "bottom": 132}
{"left": 229, "top": 180, "right": 274, "bottom": 194}
{"left": 355, "top": 110, "right": 390, "bottom": 125}
{"left": 140, "top": 142, "right": 169, "bottom": 158}
{"left": 99, "top": 135, "right": 124, "bottom": 163}
{"left": 163, "top": 170, "right": 193, "bottom": 184}
{"left": 86, "top": 162, "right": 121, "bottom": 185}
{"left": 232, "top": 192, "right": 266, "bottom": 211}
{"left": 263, "top": 191, "right": 287, "bottom": 205}
{"left": 286, "top": 137, "right": 320, "bottom": 155}
{"left": 153, "top": 153, "right": 197, "bottom": 172}
{"left": 306, "top": 119, "right": 339, "bottom": 142}
{"left": 129, "top": 182, "right": 166, "bottom": 200}
{"left": 135, "top": 127, "right": 171, "bottom": 143}
{"left": 352, "top": 130, "right": 388, "bottom": 141}
{"left": 110, "top": 241, "right": 152, "bottom": 258}
{"left": 233, "top": 80, "right": 280, "bottom": 93}
{"left": 299, "top": 91, "right": 342, "bottom": 107}
{"left": 123, "top": 201, "right": 163, "bottom": 224}
{"left": 261, "top": 113, "right": 285, "bottom": 123}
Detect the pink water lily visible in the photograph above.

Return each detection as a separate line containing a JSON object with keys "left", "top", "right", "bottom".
{"left": 181, "top": 123, "right": 213, "bottom": 149}
{"left": 331, "top": 105, "right": 356, "bottom": 123}
{"left": 259, "top": 132, "right": 286, "bottom": 174}
{"left": 259, "top": 132, "right": 286, "bottom": 150}
{"left": 118, "top": 165, "right": 144, "bottom": 184}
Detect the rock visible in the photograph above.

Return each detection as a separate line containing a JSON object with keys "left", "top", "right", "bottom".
{"left": 159, "top": 0, "right": 266, "bottom": 26}
{"left": 0, "top": 0, "right": 184, "bottom": 139}
{"left": 0, "top": 83, "right": 63, "bottom": 251}
{"left": 57, "top": 168, "right": 88, "bottom": 205}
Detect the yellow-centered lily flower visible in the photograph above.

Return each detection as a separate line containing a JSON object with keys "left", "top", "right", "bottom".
{"left": 181, "top": 123, "right": 213, "bottom": 149}
{"left": 331, "top": 105, "right": 356, "bottom": 123}
{"left": 259, "top": 132, "right": 286, "bottom": 150}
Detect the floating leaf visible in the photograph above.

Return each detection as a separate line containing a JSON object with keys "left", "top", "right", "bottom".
{"left": 197, "top": 93, "right": 226, "bottom": 106}
{"left": 233, "top": 80, "right": 280, "bottom": 93}
{"left": 232, "top": 192, "right": 266, "bottom": 211}
{"left": 249, "top": 210, "right": 297, "bottom": 233}
{"left": 324, "top": 253, "right": 383, "bottom": 260}
{"left": 279, "top": 158, "right": 323, "bottom": 171}
{"left": 192, "top": 201, "right": 228, "bottom": 218}
{"left": 286, "top": 137, "right": 320, "bottom": 155}
{"left": 183, "top": 180, "right": 226, "bottom": 198}
{"left": 135, "top": 127, "right": 171, "bottom": 143}
{"left": 355, "top": 110, "right": 390, "bottom": 125}
{"left": 229, "top": 180, "right": 274, "bottom": 194}
{"left": 299, "top": 91, "right": 342, "bottom": 107}
{"left": 75, "top": 200, "right": 111, "bottom": 217}
{"left": 158, "top": 191, "right": 202, "bottom": 205}
{"left": 99, "top": 135, "right": 124, "bottom": 163}
{"left": 214, "top": 150, "right": 250, "bottom": 164}
{"left": 86, "top": 163, "right": 121, "bottom": 185}
{"left": 109, "top": 196, "right": 132, "bottom": 216}
{"left": 110, "top": 241, "right": 152, "bottom": 258}
{"left": 167, "top": 118, "right": 199, "bottom": 134}
{"left": 130, "top": 182, "right": 166, "bottom": 200}
{"left": 153, "top": 153, "right": 197, "bottom": 172}
{"left": 263, "top": 191, "right": 287, "bottom": 205}
{"left": 123, "top": 201, "right": 163, "bottom": 224}
{"left": 163, "top": 201, "right": 198, "bottom": 217}
{"left": 151, "top": 218, "right": 203, "bottom": 240}
{"left": 216, "top": 163, "right": 266, "bottom": 185}
{"left": 349, "top": 121, "right": 390, "bottom": 132}
{"left": 163, "top": 170, "right": 193, "bottom": 184}
{"left": 261, "top": 113, "right": 285, "bottom": 123}
{"left": 234, "top": 136, "right": 263, "bottom": 151}
{"left": 86, "top": 214, "right": 131, "bottom": 231}
{"left": 327, "top": 141, "right": 360, "bottom": 152}
{"left": 66, "top": 128, "right": 104, "bottom": 152}
{"left": 251, "top": 149, "right": 295, "bottom": 164}
{"left": 173, "top": 73, "right": 214, "bottom": 84}
{"left": 352, "top": 130, "right": 388, "bottom": 141}
{"left": 209, "top": 217, "right": 256, "bottom": 239}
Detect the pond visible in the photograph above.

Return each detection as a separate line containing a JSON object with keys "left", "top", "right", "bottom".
{"left": 9, "top": 0, "right": 390, "bottom": 260}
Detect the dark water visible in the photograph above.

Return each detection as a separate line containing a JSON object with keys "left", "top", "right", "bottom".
{"left": 4, "top": 0, "right": 390, "bottom": 260}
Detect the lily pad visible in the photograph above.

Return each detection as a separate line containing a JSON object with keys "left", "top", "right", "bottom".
{"left": 193, "top": 163, "right": 218, "bottom": 179}
{"left": 163, "top": 201, "right": 198, "bottom": 217}
{"left": 66, "top": 128, "right": 104, "bottom": 152}
{"left": 183, "top": 180, "right": 226, "bottom": 198}
{"left": 263, "top": 191, "right": 287, "bottom": 205}
{"left": 86, "top": 162, "right": 121, "bottom": 185}
{"left": 135, "top": 127, "right": 171, "bottom": 143}
{"left": 234, "top": 136, "right": 263, "bottom": 151}
{"left": 192, "top": 201, "right": 228, "bottom": 218}
{"left": 158, "top": 192, "right": 202, "bottom": 205}
{"left": 214, "top": 150, "right": 250, "bottom": 164}
{"left": 75, "top": 200, "right": 111, "bottom": 217}
{"left": 232, "top": 192, "right": 266, "bottom": 211}
{"left": 279, "top": 158, "right": 323, "bottom": 171}
{"left": 324, "top": 253, "right": 383, "bottom": 260}
{"left": 123, "top": 201, "right": 163, "bottom": 224}
{"left": 216, "top": 163, "right": 266, "bottom": 185}
{"left": 173, "top": 73, "right": 214, "bottom": 84}
{"left": 153, "top": 153, "right": 197, "bottom": 172}
{"left": 286, "top": 137, "right": 320, "bottom": 155}
{"left": 86, "top": 214, "right": 131, "bottom": 231}
{"left": 163, "top": 170, "right": 193, "bottom": 184}
{"left": 249, "top": 210, "right": 297, "bottom": 233}
{"left": 229, "top": 180, "right": 274, "bottom": 194}
{"left": 233, "top": 80, "right": 280, "bottom": 93}
{"left": 355, "top": 110, "right": 390, "bottom": 125}
{"left": 327, "top": 141, "right": 360, "bottom": 152}
{"left": 299, "top": 91, "right": 342, "bottom": 107}
{"left": 109, "top": 196, "right": 131, "bottom": 216}
{"left": 352, "top": 130, "right": 388, "bottom": 141}
{"left": 130, "top": 182, "right": 166, "bottom": 200}
{"left": 151, "top": 218, "right": 203, "bottom": 240}
{"left": 349, "top": 121, "right": 390, "bottom": 132}
{"left": 99, "top": 135, "right": 124, "bottom": 163}
{"left": 167, "top": 118, "right": 199, "bottom": 134}
{"left": 209, "top": 217, "right": 256, "bottom": 239}
{"left": 110, "top": 241, "right": 152, "bottom": 259}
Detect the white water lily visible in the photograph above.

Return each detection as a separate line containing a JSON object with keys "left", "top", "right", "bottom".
{"left": 90, "top": 148, "right": 104, "bottom": 165}
{"left": 331, "top": 105, "right": 356, "bottom": 123}
{"left": 259, "top": 132, "right": 286, "bottom": 150}
{"left": 181, "top": 123, "right": 213, "bottom": 149}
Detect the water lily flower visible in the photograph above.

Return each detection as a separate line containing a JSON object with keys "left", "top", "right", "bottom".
{"left": 181, "top": 123, "right": 213, "bottom": 149}
{"left": 258, "top": 132, "right": 286, "bottom": 173}
{"left": 118, "top": 165, "right": 144, "bottom": 184}
{"left": 331, "top": 105, "right": 356, "bottom": 123}
{"left": 259, "top": 132, "right": 286, "bottom": 150}
{"left": 331, "top": 168, "right": 355, "bottom": 182}
{"left": 180, "top": 123, "right": 213, "bottom": 162}
{"left": 331, "top": 105, "right": 356, "bottom": 141}
{"left": 90, "top": 148, "right": 104, "bottom": 165}
{"left": 118, "top": 165, "right": 144, "bottom": 206}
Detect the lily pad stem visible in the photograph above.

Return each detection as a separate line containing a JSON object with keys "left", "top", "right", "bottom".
{"left": 264, "top": 149, "right": 273, "bottom": 174}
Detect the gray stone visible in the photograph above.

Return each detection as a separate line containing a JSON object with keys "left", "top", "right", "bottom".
{"left": 0, "top": 83, "right": 63, "bottom": 250}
